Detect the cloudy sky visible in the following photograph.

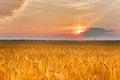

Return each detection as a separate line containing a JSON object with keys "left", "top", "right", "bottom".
{"left": 0, "top": 0, "right": 120, "bottom": 40}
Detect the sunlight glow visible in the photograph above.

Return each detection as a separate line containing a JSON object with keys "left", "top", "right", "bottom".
{"left": 76, "top": 27, "right": 84, "bottom": 34}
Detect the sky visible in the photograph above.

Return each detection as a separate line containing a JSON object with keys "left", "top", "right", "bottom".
{"left": 0, "top": 0, "right": 120, "bottom": 40}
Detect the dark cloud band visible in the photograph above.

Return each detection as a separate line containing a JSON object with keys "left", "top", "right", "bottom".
{"left": 82, "top": 27, "right": 112, "bottom": 37}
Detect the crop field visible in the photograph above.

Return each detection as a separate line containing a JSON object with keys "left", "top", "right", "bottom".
{"left": 0, "top": 41, "right": 120, "bottom": 80}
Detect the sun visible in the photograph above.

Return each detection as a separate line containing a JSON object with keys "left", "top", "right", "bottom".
{"left": 76, "top": 27, "right": 83, "bottom": 34}
{"left": 72, "top": 26, "right": 86, "bottom": 35}
{"left": 76, "top": 29, "right": 82, "bottom": 34}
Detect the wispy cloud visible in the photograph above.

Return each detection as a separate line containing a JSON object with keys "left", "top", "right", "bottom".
{"left": 63, "top": 0, "right": 120, "bottom": 28}
{"left": 0, "top": 0, "right": 25, "bottom": 18}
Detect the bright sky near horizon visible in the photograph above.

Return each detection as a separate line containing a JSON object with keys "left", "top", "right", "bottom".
{"left": 0, "top": 0, "right": 120, "bottom": 40}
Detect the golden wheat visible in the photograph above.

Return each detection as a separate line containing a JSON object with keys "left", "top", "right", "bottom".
{"left": 0, "top": 41, "right": 120, "bottom": 80}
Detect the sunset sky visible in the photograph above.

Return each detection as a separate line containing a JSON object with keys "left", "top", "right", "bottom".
{"left": 0, "top": 0, "right": 120, "bottom": 40}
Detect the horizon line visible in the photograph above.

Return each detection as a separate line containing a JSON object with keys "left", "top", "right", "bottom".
{"left": 0, "top": 39, "right": 120, "bottom": 41}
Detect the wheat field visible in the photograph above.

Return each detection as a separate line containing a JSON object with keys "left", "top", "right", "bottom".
{"left": 0, "top": 41, "right": 120, "bottom": 80}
